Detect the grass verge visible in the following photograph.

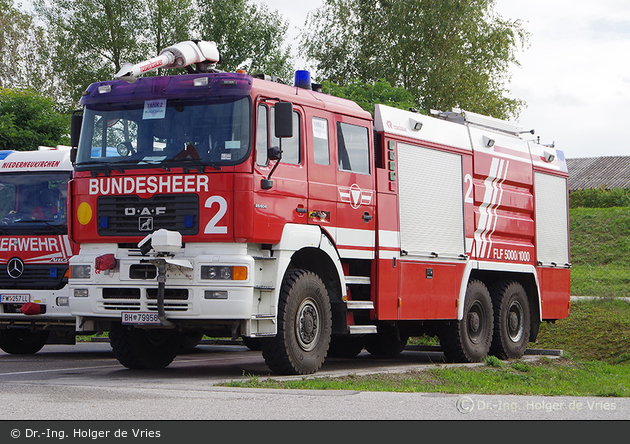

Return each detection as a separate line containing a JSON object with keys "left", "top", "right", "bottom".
{"left": 222, "top": 299, "right": 630, "bottom": 397}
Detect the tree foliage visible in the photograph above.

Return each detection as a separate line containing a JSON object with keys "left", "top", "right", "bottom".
{"left": 301, "top": 0, "right": 529, "bottom": 120}
{"left": 0, "top": 0, "right": 53, "bottom": 92}
{"left": 0, "top": 88, "right": 70, "bottom": 151}
{"left": 197, "top": 0, "right": 293, "bottom": 81}
{"left": 33, "top": 0, "right": 294, "bottom": 106}
{"left": 321, "top": 80, "right": 416, "bottom": 116}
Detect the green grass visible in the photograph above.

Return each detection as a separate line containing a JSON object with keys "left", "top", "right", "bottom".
{"left": 535, "top": 299, "right": 630, "bottom": 364}
{"left": 222, "top": 300, "right": 630, "bottom": 397}
{"left": 224, "top": 358, "right": 630, "bottom": 397}
{"left": 570, "top": 207, "right": 630, "bottom": 297}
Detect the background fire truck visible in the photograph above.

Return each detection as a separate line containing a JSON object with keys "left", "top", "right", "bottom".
{"left": 0, "top": 147, "right": 79, "bottom": 354}
{"left": 68, "top": 41, "right": 570, "bottom": 374}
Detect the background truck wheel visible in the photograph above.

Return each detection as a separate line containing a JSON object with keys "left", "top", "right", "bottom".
{"left": 179, "top": 330, "right": 204, "bottom": 350}
{"left": 109, "top": 323, "right": 181, "bottom": 369}
{"left": 0, "top": 329, "right": 49, "bottom": 354}
{"left": 261, "top": 269, "right": 332, "bottom": 375}
{"left": 327, "top": 335, "right": 364, "bottom": 358}
{"left": 439, "top": 280, "right": 493, "bottom": 363}
{"left": 365, "top": 327, "right": 408, "bottom": 356}
{"left": 490, "top": 281, "right": 531, "bottom": 359}
{"left": 241, "top": 336, "right": 262, "bottom": 351}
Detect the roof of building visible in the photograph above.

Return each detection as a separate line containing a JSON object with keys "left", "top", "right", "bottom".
{"left": 567, "top": 156, "right": 630, "bottom": 191}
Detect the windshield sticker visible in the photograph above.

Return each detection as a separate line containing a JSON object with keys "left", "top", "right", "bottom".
{"left": 221, "top": 153, "right": 232, "bottom": 160}
{"left": 225, "top": 141, "right": 240, "bottom": 150}
{"left": 143, "top": 99, "right": 167, "bottom": 120}
{"left": 313, "top": 118, "right": 328, "bottom": 139}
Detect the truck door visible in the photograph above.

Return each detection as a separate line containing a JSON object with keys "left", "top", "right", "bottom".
{"left": 304, "top": 111, "right": 337, "bottom": 238}
{"left": 332, "top": 115, "right": 376, "bottom": 259}
{"left": 252, "top": 100, "right": 308, "bottom": 242}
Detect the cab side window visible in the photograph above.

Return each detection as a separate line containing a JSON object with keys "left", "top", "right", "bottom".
{"left": 312, "top": 117, "right": 330, "bottom": 166}
{"left": 337, "top": 122, "right": 370, "bottom": 174}
{"left": 256, "top": 105, "right": 268, "bottom": 166}
{"left": 256, "top": 104, "right": 301, "bottom": 166}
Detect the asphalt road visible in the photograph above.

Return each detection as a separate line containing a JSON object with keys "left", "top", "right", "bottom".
{"left": 0, "top": 341, "right": 628, "bottom": 422}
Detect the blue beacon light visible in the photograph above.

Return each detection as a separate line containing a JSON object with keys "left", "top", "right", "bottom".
{"left": 294, "top": 70, "right": 312, "bottom": 90}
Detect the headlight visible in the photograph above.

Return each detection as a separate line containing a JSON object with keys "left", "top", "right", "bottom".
{"left": 73, "top": 289, "right": 89, "bottom": 298}
{"left": 70, "top": 265, "right": 91, "bottom": 279}
{"left": 200, "top": 266, "right": 247, "bottom": 280}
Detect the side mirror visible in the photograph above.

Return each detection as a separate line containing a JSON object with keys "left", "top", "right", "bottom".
{"left": 267, "top": 146, "right": 282, "bottom": 161}
{"left": 274, "top": 102, "right": 293, "bottom": 138}
{"left": 70, "top": 112, "right": 83, "bottom": 148}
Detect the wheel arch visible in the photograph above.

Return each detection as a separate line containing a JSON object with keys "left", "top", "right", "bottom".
{"left": 459, "top": 263, "right": 542, "bottom": 342}
{"left": 273, "top": 224, "right": 346, "bottom": 335}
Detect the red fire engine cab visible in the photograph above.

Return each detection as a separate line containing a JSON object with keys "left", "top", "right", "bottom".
{"left": 0, "top": 147, "right": 79, "bottom": 354}
{"left": 68, "top": 41, "right": 570, "bottom": 374}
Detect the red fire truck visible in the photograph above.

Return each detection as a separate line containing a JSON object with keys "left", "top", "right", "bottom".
{"left": 68, "top": 41, "right": 570, "bottom": 374}
{"left": 0, "top": 147, "right": 79, "bottom": 354}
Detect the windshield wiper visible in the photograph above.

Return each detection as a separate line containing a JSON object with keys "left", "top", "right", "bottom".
{"left": 16, "top": 220, "right": 65, "bottom": 234}
{"left": 164, "top": 158, "right": 220, "bottom": 172}
{"left": 79, "top": 161, "right": 126, "bottom": 174}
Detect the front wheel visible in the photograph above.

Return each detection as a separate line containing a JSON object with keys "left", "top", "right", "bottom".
{"left": 109, "top": 323, "right": 181, "bottom": 369}
{"left": 439, "top": 280, "right": 493, "bottom": 363}
{"left": 0, "top": 329, "right": 49, "bottom": 354}
{"left": 261, "top": 269, "right": 332, "bottom": 375}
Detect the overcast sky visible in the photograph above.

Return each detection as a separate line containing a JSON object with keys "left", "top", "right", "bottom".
{"left": 254, "top": 0, "right": 630, "bottom": 159}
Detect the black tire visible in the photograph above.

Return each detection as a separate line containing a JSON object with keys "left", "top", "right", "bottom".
{"left": 109, "top": 323, "right": 181, "bottom": 369}
{"left": 327, "top": 335, "right": 364, "bottom": 358}
{"left": 489, "top": 281, "right": 531, "bottom": 359}
{"left": 241, "top": 336, "right": 262, "bottom": 351}
{"left": 261, "top": 269, "right": 332, "bottom": 375}
{"left": 0, "top": 329, "right": 49, "bottom": 354}
{"left": 439, "top": 280, "right": 493, "bottom": 363}
{"left": 179, "top": 330, "right": 203, "bottom": 350}
{"left": 365, "top": 327, "right": 408, "bottom": 356}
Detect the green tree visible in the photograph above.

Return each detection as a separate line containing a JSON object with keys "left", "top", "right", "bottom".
{"left": 197, "top": 0, "right": 293, "bottom": 81}
{"left": 301, "top": 0, "right": 528, "bottom": 120}
{"left": 321, "top": 79, "right": 416, "bottom": 115}
{"left": 0, "top": 88, "right": 70, "bottom": 151}
{"left": 0, "top": 1, "right": 52, "bottom": 92}
{"left": 34, "top": 0, "right": 150, "bottom": 105}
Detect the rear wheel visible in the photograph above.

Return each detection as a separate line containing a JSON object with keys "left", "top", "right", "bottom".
{"left": 490, "top": 281, "right": 531, "bottom": 359}
{"left": 439, "top": 280, "right": 493, "bottom": 363}
{"left": 365, "top": 327, "right": 408, "bottom": 356}
{"left": 241, "top": 336, "right": 262, "bottom": 351}
{"left": 261, "top": 269, "right": 332, "bottom": 375}
{"left": 327, "top": 335, "right": 364, "bottom": 358}
{"left": 109, "top": 323, "right": 181, "bottom": 369}
{"left": 0, "top": 329, "right": 49, "bottom": 354}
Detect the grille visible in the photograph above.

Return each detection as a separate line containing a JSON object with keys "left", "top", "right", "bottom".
{"left": 0, "top": 265, "right": 68, "bottom": 290}
{"left": 129, "top": 264, "right": 157, "bottom": 279}
{"left": 103, "top": 288, "right": 141, "bottom": 299}
{"left": 100, "top": 287, "right": 190, "bottom": 313}
{"left": 97, "top": 194, "right": 199, "bottom": 236}
{"left": 146, "top": 288, "right": 189, "bottom": 300}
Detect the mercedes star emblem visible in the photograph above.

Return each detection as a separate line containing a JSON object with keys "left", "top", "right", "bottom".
{"left": 7, "top": 257, "right": 24, "bottom": 279}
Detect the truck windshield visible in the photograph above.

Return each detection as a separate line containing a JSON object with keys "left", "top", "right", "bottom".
{"left": 75, "top": 97, "right": 251, "bottom": 169}
{"left": 0, "top": 173, "right": 69, "bottom": 234}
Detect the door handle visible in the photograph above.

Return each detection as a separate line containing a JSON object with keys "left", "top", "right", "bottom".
{"left": 362, "top": 212, "right": 373, "bottom": 223}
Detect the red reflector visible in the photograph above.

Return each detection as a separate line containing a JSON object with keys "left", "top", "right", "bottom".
{"left": 95, "top": 254, "right": 117, "bottom": 271}
{"left": 20, "top": 302, "right": 42, "bottom": 315}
